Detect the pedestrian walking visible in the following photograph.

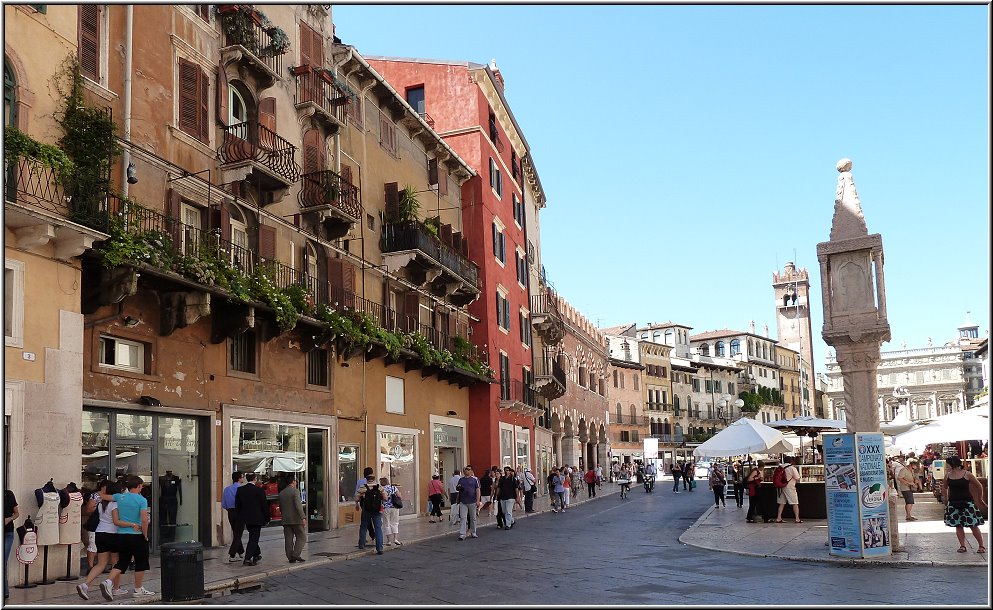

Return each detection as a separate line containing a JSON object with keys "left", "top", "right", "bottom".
{"left": 595, "top": 464, "right": 604, "bottom": 489}
{"left": 745, "top": 466, "right": 762, "bottom": 522}
{"left": 562, "top": 465, "right": 573, "bottom": 509}
{"left": 671, "top": 462, "right": 682, "bottom": 493}
{"left": 894, "top": 459, "right": 919, "bottom": 521}
{"left": 355, "top": 467, "right": 377, "bottom": 544}
{"left": 75, "top": 481, "right": 127, "bottom": 601}
{"left": 520, "top": 468, "right": 537, "bottom": 513}
{"left": 479, "top": 467, "right": 495, "bottom": 517}
{"left": 427, "top": 474, "right": 445, "bottom": 522}
{"left": 496, "top": 467, "right": 521, "bottom": 529}
{"left": 80, "top": 486, "right": 99, "bottom": 573}
{"left": 103, "top": 476, "right": 153, "bottom": 599}
{"left": 235, "top": 473, "right": 269, "bottom": 566}
{"left": 941, "top": 456, "right": 987, "bottom": 554}
{"left": 730, "top": 462, "right": 745, "bottom": 508}
{"left": 221, "top": 471, "right": 246, "bottom": 562}
{"left": 455, "top": 466, "right": 481, "bottom": 540}
{"left": 683, "top": 462, "right": 694, "bottom": 491}
{"left": 775, "top": 456, "right": 802, "bottom": 523}
{"left": 611, "top": 461, "right": 621, "bottom": 483}
{"left": 547, "top": 468, "right": 559, "bottom": 511}
{"left": 381, "top": 477, "right": 403, "bottom": 547}
{"left": 277, "top": 477, "right": 307, "bottom": 562}
{"left": 356, "top": 474, "right": 387, "bottom": 554}
{"left": 552, "top": 468, "right": 568, "bottom": 511}
{"left": 448, "top": 470, "right": 463, "bottom": 525}
{"left": 709, "top": 463, "right": 727, "bottom": 508}
{"left": 584, "top": 467, "right": 597, "bottom": 498}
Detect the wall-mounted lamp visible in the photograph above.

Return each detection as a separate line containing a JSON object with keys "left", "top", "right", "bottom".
{"left": 122, "top": 316, "right": 140, "bottom": 328}
{"left": 126, "top": 162, "right": 138, "bottom": 184}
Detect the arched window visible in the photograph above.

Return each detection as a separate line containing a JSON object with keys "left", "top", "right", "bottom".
{"left": 700, "top": 343, "right": 709, "bottom": 356}
{"left": 613, "top": 370, "right": 618, "bottom": 388}
{"left": 633, "top": 375, "right": 639, "bottom": 391}
{"left": 641, "top": 333, "right": 649, "bottom": 340}
{"left": 615, "top": 403, "right": 622, "bottom": 419}
{"left": 730, "top": 339, "right": 740, "bottom": 357}
{"left": 664, "top": 329, "right": 674, "bottom": 345}
{"left": 715, "top": 341, "right": 725, "bottom": 357}
{"left": 762, "top": 344, "right": 768, "bottom": 360}
{"left": 652, "top": 331, "right": 661, "bottom": 343}
{"left": 229, "top": 205, "right": 249, "bottom": 268}
{"left": 748, "top": 339, "right": 753, "bottom": 356}
{"left": 305, "top": 241, "right": 319, "bottom": 280}
{"left": 619, "top": 372, "right": 624, "bottom": 389}
{"left": 4, "top": 59, "right": 16, "bottom": 127}
{"left": 629, "top": 404, "right": 636, "bottom": 419}
{"left": 673, "top": 395, "right": 680, "bottom": 409}
{"left": 229, "top": 85, "right": 248, "bottom": 125}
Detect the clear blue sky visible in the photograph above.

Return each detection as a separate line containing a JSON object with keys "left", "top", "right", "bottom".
{"left": 332, "top": 4, "right": 990, "bottom": 372}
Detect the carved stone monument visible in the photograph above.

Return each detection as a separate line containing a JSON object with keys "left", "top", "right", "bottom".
{"left": 817, "top": 159, "right": 899, "bottom": 552}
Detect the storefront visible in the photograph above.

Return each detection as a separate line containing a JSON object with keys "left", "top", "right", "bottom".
{"left": 230, "top": 418, "right": 331, "bottom": 531}
{"left": 378, "top": 425, "right": 419, "bottom": 517}
{"left": 499, "top": 423, "right": 533, "bottom": 471}
{"left": 81, "top": 407, "right": 210, "bottom": 549}
{"left": 431, "top": 417, "right": 465, "bottom": 485}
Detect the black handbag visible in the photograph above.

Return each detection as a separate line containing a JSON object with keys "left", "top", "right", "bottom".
{"left": 391, "top": 492, "right": 403, "bottom": 509}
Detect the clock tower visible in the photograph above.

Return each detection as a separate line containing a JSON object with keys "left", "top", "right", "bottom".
{"left": 773, "top": 261, "right": 815, "bottom": 415}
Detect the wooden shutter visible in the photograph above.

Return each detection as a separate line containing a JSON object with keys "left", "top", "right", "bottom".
{"left": 216, "top": 62, "right": 228, "bottom": 126}
{"left": 302, "top": 129, "right": 323, "bottom": 175}
{"left": 311, "top": 24, "right": 324, "bottom": 67}
{"left": 438, "top": 170, "right": 448, "bottom": 196}
{"left": 196, "top": 5, "right": 210, "bottom": 21}
{"left": 439, "top": 223, "right": 452, "bottom": 247}
{"left": 178, "top": 58, "right": 200, "bottom": 138}
{"left": 384, "top": 182, "right": 399, "bottom": 222}
{"left": 166, "top": 188, "right": 182, "bottom": 246}
{"left": 78, "top": 5, "right": 100, "bottom": 80}
{"left": 447, "top": 310, "right": 457, "bottom": 338}
{"left": 210, "top": 205, "right": 231, "bottom": 243}
{"left": 198, "top": 68, "right": 210, "bottom": 142}
{"left": 404, "top": 291, "right": 420, "bottom": 332}
{"left": 427, "top": 158, "right": 438, "bottom": 186}
{"left": 299, "top": 22, "right": 313, "bottom": 67}
{"left": 258, "top": 224, "right": 276, "bottom": 261}
{"left": 327, "top": 257, "right": 355, "bottom": 308}
{"left": 259, "top": 97, "right": 276, "bottom": 133}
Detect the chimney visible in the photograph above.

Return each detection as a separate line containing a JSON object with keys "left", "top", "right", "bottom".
{"left": 489, "top": 59, "right": 505, "bottom": 91}
{"left": 764, "top": 324, "right": 769, "bottom": 337}
{"left": 749, "top": 320, "right": 756, "bottom": 334}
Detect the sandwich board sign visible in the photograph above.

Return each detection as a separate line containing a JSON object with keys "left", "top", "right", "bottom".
{"left": 823, "top": 432, "right": 891, "bottom": 558}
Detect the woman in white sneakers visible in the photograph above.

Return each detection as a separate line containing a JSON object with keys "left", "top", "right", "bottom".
{"left": 76, "top": 481, "right": 127, "bottom": 600}
{"left": 381, "top": 477, "right": 403, "bottom": 547}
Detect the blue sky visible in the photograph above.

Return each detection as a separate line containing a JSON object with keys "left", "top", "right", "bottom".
{"left": 332, "top": 4, "right": 990, "bottom": 372}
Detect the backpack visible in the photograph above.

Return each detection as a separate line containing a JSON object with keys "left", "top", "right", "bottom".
{"left": 362, "top": 485, "right": 383, "bottom": 512}
{"left": 773, "top": 466, "right": 789, "bottom": 488}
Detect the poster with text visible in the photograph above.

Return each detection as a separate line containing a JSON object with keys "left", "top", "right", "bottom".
{"left": 823, "top": 433, "right": 861, "bottom": 557}
{"left": 856, "top": 432, "right": 891, "bottom": 557}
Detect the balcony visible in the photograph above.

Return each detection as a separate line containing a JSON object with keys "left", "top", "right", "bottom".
{"left": 294, "top": 67, "right": 350, "bottom": 133}
{"left": 530, "top": 288, "right": 565, "bottom": 345}
{"left": 218, "top": 5, "right": 288, "bottom": 89}
{"left": 499, "top": 379, "right": 542, "bottom": 418}
{"left": 298, "top": 169, "right": 361, "bottom": 238}
{"left": 644, "top": 401, "right": 672, "bottom": 412}
{"left": 533, "top": 349, "right": 566, "bottom": 399}
{"left": 612, "top": 414, "right": 648, "bottom": 426}
{"left": 219, "top": 120, "right": 300, "bottom": 193}
{"left": 4, "top": 156, "right": 108, "bottom": 259}
{"left": 380, "top": 221, "right": 480, "bottom": 307}
{"left": 650, "top": 433, "right": 685, "bottom": 444}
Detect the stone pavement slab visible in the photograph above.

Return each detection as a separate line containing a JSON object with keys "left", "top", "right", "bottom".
{"left": 679, "top": 491, "right": 989, "bottom": 567}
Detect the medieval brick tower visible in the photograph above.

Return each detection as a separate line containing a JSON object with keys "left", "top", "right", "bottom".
{"left": 773, "top": 261, "right": 815, "bottom": 415}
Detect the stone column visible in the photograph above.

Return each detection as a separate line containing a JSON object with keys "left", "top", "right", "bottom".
{"left": 561, "top": 435, "right": 577, "bottom": 467}
{"left": 597, "top": 443, "right": 609, "bottom": 473}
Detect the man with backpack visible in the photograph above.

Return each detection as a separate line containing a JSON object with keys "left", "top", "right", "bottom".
{"left": 519, "top": 468, "right": 537, "bottom": 513}
{"left": 355, "top": 472, "right": 387, "bottom": 554}
{"left": 774, "top": 456, "right": 802, "bottom": 523}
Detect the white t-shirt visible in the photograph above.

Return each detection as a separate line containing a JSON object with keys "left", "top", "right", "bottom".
{"left": 448, "top": 475, "right": 462, "bottom": 494}
{"left": 95, "top": 501, "right": 119, "bottom": 534}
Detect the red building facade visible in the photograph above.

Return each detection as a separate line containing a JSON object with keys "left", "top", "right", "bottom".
{"left": 368, "top": 58, "right": 542, "bottom": 470}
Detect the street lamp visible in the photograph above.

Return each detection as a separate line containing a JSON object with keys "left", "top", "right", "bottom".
{"left": 717, "top": 393, "right": 744, "bottom": 427}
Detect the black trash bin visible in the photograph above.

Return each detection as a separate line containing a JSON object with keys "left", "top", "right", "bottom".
{"left": 160, "top": 541, "right": 204, "bottom": 602}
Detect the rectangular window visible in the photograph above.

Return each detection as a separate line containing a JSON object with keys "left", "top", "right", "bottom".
{"left": 492, "top": 222, "right": 506, "bottom": 263}
{"left": 488, "top": 110, "right": 498, "bottom": 144}
{"left": 379, "top": 111, "right": 397, "bottom": 157}
{"left": 499, "top": 353, "right": 510, "bottom": 400}
{"left": 386, "top": 375, "right": 405, "bottom": 414}
{"left": 346, "top": 89, "right": 363, "bottom": 127}
{"left": 705, "top": 380, "right": 712, "bottom": 393}
{"left": 631, "top": 430, "right": 640, "bottom": 442}
{"left": 307, "top": 348, "right": 329, "bottom": 387}
{"left": 178, "top": 57, "right": 210, "bottom": 142}
{"left": 511, "top": 150, "right": 519, "bottom": 182}
{"left": 230, "top": 330, "right": 257, "bottom": 373}
{"left": 633, "top": 375, "right": 639, "bottom": 391}
{"left": 489, "top": 157, "right": 503, "bottom": 198}
{"left": 405, "top": 85, "right": 425, "bottom": 115}
{"left": 4, "top": 260, "right": 24, "bottom": 347}
{"left": 692, "top": 378, "right": 700, "bottom": 392}
{"left": 512, "top": 193, "right": 524, "bottom": 227}
{"left": 728, "top": 383, "right": 735, "bottom": 394}
{"left": 620, "top": 431, "right": 630, "bottom": 442}
{"left": 99, "top": 336, "right": 146, "bottom": 373}
{"left": 78, "top": 5, "right": 101, "bottom": 80}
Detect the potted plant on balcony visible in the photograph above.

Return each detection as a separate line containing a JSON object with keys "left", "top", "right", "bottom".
{"left": 397, "top": 184, "right": 420, "bottom": 223}
{"left": 261, "top": 25, "right": 291, "bottom": 57}
{"left": 217, "top": 5, "right": 260, "bottom": 53}
{"left": 423, "top": 215, "right": 440, "bottom": 237}
{"left": 322, "top": 177, "right": 340, "bottom": 204}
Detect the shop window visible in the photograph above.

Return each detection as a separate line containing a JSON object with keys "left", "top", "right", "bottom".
{"left": 99, "top": 335, "right": 146, "bottom": 373}
{"left": 4, "top": 260, "right": 24, "bottom": 347}
{"left": 386, "top": 375, "right": 404, "bottom": 414}
{"left": 230, "top": 330, "right": 257, "bottom": 373}
{"left": 307, "top": 348, "right": 329, "bottom": 387}
{"left": 338, "top": 444, "right": 358, "bottom": 501}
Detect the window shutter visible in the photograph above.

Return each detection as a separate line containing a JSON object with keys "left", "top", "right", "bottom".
{"left": 489, "top": 158, "right": 495, "bottom": 189}
{"left": 492, "top": 222, "right": 498, "bottom": 256}
{"left": 311, "top": 25, "right": 324, "bottom": 67}
{"left": 302, "top": 129, "right": 323, "bottom": 175}
{"left": 211, "top": 204, "right": 231, "bottom": 243}
{"left": 259, "top": 97, "right": 276, "bottom": 133}
{"left": 427, "top": 158, "right": 438, "bottom": 186}
{"left": 447, "top": 310, "right": 457, "bottom": 337}
{"left": 384, "top": 182, "right": 399, "bottom": 222}
{"left": 178, "top": 58, "right": 199, "bottom": 138}
{"left": 438, "top": 170, "right": 448, "bottom": 196}
{"left": 299, "top": 21, "right": 314, "bottom": 67}
{"left": 404, "top": 291, "right": 420, "bottom": 332}
{"left": 198, "top": 68, "right": 210, "bottom": 142}
{"left": 166, "top": 188, "right": 182, "bottom": 246}
{"left": 216, "top": 62, "right": 228, "bottom": 126}
{"left": 258, "top": 224, "right": 276, "bottom": 261}
{"left": 78, "top": 5, "right": 100, "bottom": 80}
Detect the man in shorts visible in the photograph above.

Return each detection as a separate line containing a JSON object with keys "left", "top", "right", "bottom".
{"left": 103, "top": 476, "right": 153, "bottom": 599}
{"left": 775, "top": 456, "right": 802, "bottom": 523}
{"left": 895, "top": 458, "right": 919, "bottom": 521}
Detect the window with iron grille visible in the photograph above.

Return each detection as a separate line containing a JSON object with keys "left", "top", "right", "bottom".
{"left": 307, "top": 348, "right": 329, "bottom": 386}
{"left": 230, "top": 330, "right": 257, "bottom": 373}
{"left": 379, "top": 111, "right": 397, "bottom": 157}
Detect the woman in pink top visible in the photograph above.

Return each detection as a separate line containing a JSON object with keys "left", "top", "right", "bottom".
{"left": 427, "top": 475, "right": 445, "bottom": 523}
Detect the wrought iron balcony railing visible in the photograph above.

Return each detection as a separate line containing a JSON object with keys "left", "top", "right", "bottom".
{"left": 380, "top": 221, "right": 479, "bottom": 289}
{"left": 219, "top": 120, "right": 300, "bottom": 185}
{"left": 500, "top": 379, "right": 538, "bottom": 408}
{"left": 612, "top": 414, "right": 648, "bottom": 426}
{"left": 220, "top": 9, "right": 287, "bottom": 76}
{"left": 650, "top": 433, "right": 684, "bottom": 443}
{"left": 296, "top": 68, "right": 349, "bottom": 125}
{"left": 298, "top": 169, "right": 361, "bottom": 219}
{"left": 5, "top": 156, "right": 111, "bottom": 233}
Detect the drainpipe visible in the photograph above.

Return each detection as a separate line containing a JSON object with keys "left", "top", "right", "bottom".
{"left": 121, "top": 4, "right": 134, "bottom": 198}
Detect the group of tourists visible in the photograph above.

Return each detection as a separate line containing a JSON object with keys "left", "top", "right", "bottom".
{"left": 668, "top": 460, "right": 697, "bottom": 492}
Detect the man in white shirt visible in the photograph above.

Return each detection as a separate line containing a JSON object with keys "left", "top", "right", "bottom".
{"left": 775, "top": 456, "right": 802, "bottom": 523}
{"left": 448, "top": 471, "right": 463, "bottom": 524}
{"left": 518, "top": 468, "right": 537, "bottom": 513}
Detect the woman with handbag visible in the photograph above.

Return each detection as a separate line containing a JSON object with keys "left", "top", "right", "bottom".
{"left": 427, "top": 475, "right": 445, "bottom": 523}
{"left": 380, "top": 477, "right": 403, "bottom": 547}
{"left": 940, "top": 456, "right": 987, "bottom": 554}
{"left": 709, "top": 464, "right": 727, "bottom": 508}
{"left": 745, "top": 466, "right": 762, "bottom": 523}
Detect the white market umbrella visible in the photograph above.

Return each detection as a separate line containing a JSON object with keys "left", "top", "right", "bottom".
{"left": 880, "top": 410, "right": 919, "bottom": 435}
{"left": 694, "top": 417, "right": 786, "bottom": 458}
{"left": 892, "top": 411, "right": 990, "bottom": 449}
{"left": 756, "top": 435, "right": 802, "bottom": 456}
{"left": 767, "top": 415, "right": 847, "bottom": 433}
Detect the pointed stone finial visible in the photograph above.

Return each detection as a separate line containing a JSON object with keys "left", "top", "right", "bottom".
{"left": 830, "top": 158, "right": 869, "bottom": 241}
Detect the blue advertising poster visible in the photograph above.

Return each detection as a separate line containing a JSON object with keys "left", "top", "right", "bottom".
{"left": 823, "top": 433, "right": 861, "bottom": 557}
{"left": 856, "top": 433, "right": 891, "bottom": 557}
